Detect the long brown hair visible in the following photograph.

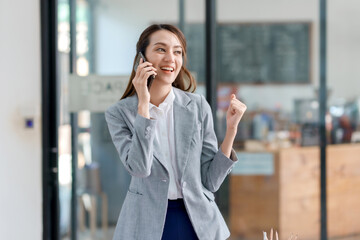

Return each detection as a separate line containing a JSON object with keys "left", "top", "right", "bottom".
{"left": 121, "top": 24, "right": 196, "bottom": 100}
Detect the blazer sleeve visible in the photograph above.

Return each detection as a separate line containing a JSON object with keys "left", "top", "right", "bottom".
{"left": 200, "top": 95, "right": 238, "bottom": 192}
{"left": 105, "top": 104, "right": 157, "bottom": 178}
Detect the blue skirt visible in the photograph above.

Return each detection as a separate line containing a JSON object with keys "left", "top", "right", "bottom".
{"left": 161, "top": 199, "right": 198, "bottom": 240}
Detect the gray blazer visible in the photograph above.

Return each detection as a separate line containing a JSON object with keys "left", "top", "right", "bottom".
{"left": 105, "top": 87, "right": 238, "bottom": 240}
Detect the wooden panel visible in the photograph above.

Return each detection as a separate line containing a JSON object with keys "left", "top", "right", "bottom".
{"left": 279, "top": 147, "right": 320, "bottom": 239}
{"left": 229, "top": 144, "right": 360, "bottom": 240}
{"left": 327, "top": 144, "right": 360, "bottom": 237}
{"left": 229, "top": 154, "right": 279, "bottom": 239}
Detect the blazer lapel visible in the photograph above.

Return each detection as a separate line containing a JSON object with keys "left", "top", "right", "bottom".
{"left": 173, "top": 89, "right": 196, "bottom": 178}
{"left": 152, "top": 136, "right": 170, "bottom": 172}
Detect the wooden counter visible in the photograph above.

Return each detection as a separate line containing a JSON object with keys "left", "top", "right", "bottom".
{"left": 229, "top": 144, "right": 360, "bottom": 240}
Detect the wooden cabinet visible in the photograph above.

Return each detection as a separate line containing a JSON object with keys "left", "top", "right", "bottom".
{"left": 229, "top": 144, "right": 360, "bottom": 240}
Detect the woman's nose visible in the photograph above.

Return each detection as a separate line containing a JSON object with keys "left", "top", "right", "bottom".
{"left": 164, "top": 52, "right": 175, "bottom": 62}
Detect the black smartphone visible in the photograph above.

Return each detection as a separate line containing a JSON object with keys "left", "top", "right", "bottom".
{"left": 134, "top": 52, "right": 155, "bottom": 89}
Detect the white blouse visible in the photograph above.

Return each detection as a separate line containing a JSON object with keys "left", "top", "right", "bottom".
{"left": 149, "top": 88, "right": 183, "bottom": 199}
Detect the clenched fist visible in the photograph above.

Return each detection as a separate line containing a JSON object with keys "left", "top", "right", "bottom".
{"left": 226, "top": 94, "right": 247, "bottom": 132}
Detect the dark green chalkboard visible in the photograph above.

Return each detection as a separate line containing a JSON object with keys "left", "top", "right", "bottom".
{"left": 184, "top": 22, "right": 311, "bottom": 84}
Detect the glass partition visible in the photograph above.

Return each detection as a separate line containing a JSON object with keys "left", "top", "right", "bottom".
{"left": 217, "top": 1, "right": 321, "bottom": 239}
{"left": 58, "top": 0, "right": 181, "bottom": 239}
{"left": 327, "top": 1, "right": 360, "bottom": 240}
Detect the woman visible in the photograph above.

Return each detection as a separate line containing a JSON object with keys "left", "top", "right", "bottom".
{"left": 105, "top": 24, "right": 247, "bottom": 240}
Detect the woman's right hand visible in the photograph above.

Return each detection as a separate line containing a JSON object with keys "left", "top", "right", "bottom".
{"left": 132, "top": 58, "right": 157, "bottom": 118}
{"left": 132, "top": 58, "right": 157, "bottom": 103}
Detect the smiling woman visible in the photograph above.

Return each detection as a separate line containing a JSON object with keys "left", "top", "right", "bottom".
{"left": 105, "top": 24, "right": 247, "bottom": 240}
{"left": 144, "top": 30, "right": 184, "bottom": 99}
{"left": 121, "top": 24, "right": 196, "bottom": 102}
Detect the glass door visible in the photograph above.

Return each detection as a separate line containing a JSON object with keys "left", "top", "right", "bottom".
{"left": 57, "top": 0, "right": 184, "bottom": 239}
{"left": 216, "top": 1, "right": 321, "bottom": 240}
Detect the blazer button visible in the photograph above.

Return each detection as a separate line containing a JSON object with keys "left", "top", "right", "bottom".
{"left": 182, "top": 181, "right": 187, "bottom": 188}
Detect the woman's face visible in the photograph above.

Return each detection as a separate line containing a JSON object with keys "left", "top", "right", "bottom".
{"left": 145, "top": 30, "right": 183, "bottom": 86}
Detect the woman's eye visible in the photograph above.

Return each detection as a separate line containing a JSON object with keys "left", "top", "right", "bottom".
{"left": 174, "top": 51, "right": 182, "bottom": 55}
{"left": 157, "top": 48, "right": 165, "bottom": 52}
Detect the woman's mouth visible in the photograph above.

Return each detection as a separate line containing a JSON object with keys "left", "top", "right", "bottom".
{"left": 160, "top": 67, "right": 174, "bottom": 73}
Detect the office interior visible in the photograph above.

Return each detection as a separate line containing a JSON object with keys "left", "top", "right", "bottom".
{"left": 1, "top": 0, "right": 360, "bottom": 239}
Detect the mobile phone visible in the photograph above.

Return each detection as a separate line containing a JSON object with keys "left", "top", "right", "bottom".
{"left": 134, "top": 52, "right": 155, "bottom": 89}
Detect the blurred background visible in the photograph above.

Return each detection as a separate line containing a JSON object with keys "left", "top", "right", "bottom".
{"left": 1, "top": 0, "right": 360, "bottom": 239}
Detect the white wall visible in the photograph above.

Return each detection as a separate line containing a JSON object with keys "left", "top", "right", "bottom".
{"left": 0, "top": 0, "right": 42, "bottom": 239}
{"left": 328, "top": 0, "right": 360, "bottom": 101}
{"left": 94, "top": 0, "right": 178, "bottom": 75}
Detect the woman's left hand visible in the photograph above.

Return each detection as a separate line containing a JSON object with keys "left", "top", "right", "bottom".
{"left": 226, "top": 94, "right": 247, "bottom": 133}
